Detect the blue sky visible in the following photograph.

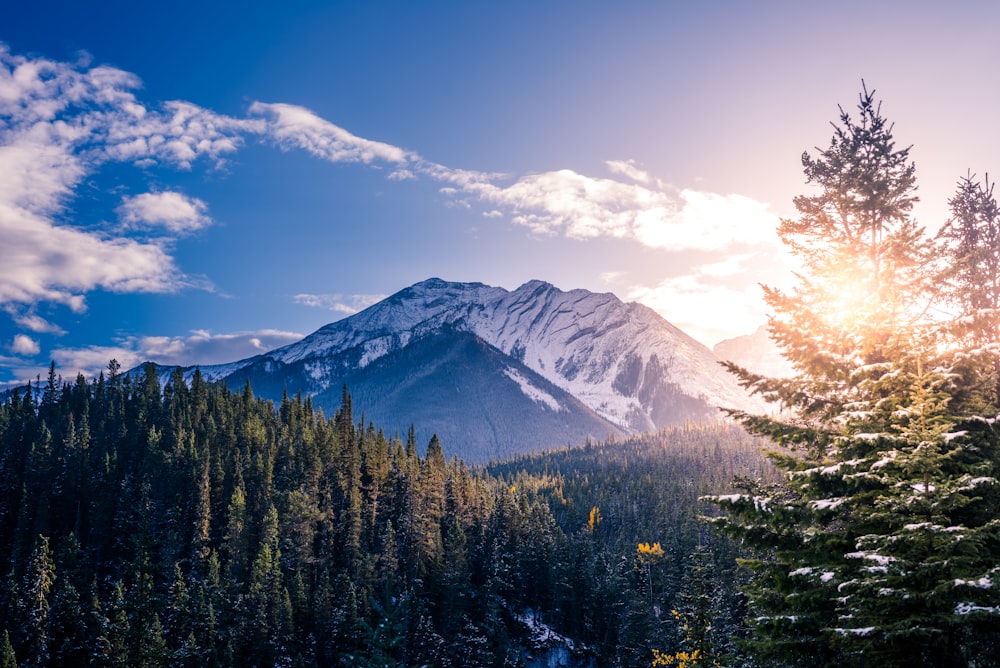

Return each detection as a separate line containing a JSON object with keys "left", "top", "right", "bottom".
{"left": 3, "top": 1, "right": 1000, "bottom": 385}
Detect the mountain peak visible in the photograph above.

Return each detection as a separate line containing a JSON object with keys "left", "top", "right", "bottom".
{"left": 515, "top": 279, "right": 555, "bottom": 292}
{"left": 146, "top": 278, "right": 764, "bottom": 461}
{"left": 408, "top": 277, "right": 486, "bottom": 291}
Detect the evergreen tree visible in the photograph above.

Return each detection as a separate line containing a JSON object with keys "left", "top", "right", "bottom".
{"left": 0, "top": 356, "right": 775, "bottom": 667}
{"left": 937, "top": 171, "right": 1000, "bottom": 345}
{"left": 47, "top": 566, "right": 87, "bottom": 666}
{"left": 0, "top": 630, "right": 16, "bottom": 668}
{"left": 710, "top": 84, "right": 1000, "bottom": 667}
{"left": 937, "top": 171, "right": 1000, "bottom": 409}
{"left": 100, "top": 581, "right": 130, "bottom": 667}
{"left": 18, "top": 534, "right": 54, "bottom": 667}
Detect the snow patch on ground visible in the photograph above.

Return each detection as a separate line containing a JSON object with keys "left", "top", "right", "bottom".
{"left": 515, "top": 609, "right": 595, "bottom": 668}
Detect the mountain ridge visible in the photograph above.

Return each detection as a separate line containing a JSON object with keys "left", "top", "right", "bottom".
{"left": 142, "top": 278, "right": 766, "bottom": 461}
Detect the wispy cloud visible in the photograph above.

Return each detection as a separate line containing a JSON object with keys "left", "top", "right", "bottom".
{"left": 628, "top": 275, "right": 768, "bottom": 348}
{"left": 44, "top": 328, "right": 305, "bottom": 381}
{"left": 131, "top": 329, "right": 304, "bottom": 366}
{"left": 600, "top": 270, "right": 627, "bottom": 285}
{"left": 293, "top": 292, "right": 387, "bottom": 315}
{"left": 4, "top": 308, "right": 66, "bottom": 334}
{"left": 440, "top": 170, "right": 781, "bottom": 253}
{"left": 697, "top": 253, "right": 758, "bottom": 277}
{"left": 605, "top": 159, "right": 652, "bottom": 184}
{"left": 625, "top": 249, "right": 795, "bottom": 347}
{"left": 249, "top": 102, "right": 412, "bottom": 165}
{"left": 118, "top": 191, "right": 212, "bottom": 234}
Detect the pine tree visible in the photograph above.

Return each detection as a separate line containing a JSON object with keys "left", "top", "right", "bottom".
{"left": 937, "top": 171, "right": 1000, "bottom": 345}
{"left": 47, "top": 567, "right": 87, "bottom": 666}
{"left": 0, "top": 630, "right": 16, "bottom": 668}
{"left": 937, "top": 171, "right": 1000, "bottom": 409}
{"left": 100, "top": 581, "right": 130, "bottom": 667}
{"left": 709, "top": 84, "right": 1000, "bottom": 667}
{"left": 18, "top": 534, "right": 54, "bottom": 667}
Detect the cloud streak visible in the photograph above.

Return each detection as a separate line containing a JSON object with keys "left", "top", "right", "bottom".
{"left": 245, "top": 101, "right": 781, "bottom": 253}
{"left": 249, "top": 102, "right": 412, "bottom": 165}
{"left": 293, "top": 292, "right": 388, "bottom": 315}
{"left": 44, "top": 328, "right": 305, "bottom": 381}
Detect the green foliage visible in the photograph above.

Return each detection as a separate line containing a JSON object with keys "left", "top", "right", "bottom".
{"left": 712, "top": 84, "right": 1000, "bottom": 667}
{"left": 0, "top": 630, "right": 16, "bottom": 668}
{"left": 0, "top": 363, "right": 772, "bottom": 667}
{"left": 492, "top": 423, "right": 777, "bottom": 666}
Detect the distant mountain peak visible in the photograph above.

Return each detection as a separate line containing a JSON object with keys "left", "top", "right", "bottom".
{"left": 714, "top": 325, "right": 794, "bottom": 378}
{"left": 144, "top": 278, "right": 765, "bottom": 461}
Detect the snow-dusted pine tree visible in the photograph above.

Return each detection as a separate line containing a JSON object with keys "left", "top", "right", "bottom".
{"left": 707, "top": 84, "right": 1000, "bottom": 667}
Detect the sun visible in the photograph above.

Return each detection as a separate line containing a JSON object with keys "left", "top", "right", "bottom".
{"left": 818, "top": 260, "right": 877, "bottom": 332}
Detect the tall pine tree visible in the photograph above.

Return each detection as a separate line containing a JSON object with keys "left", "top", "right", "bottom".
{"left": 710, "top": 84, "right": 1000, "bottom": 667}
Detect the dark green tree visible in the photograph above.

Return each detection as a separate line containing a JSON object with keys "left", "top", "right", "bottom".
{"left": 711, "top": 84, "right": 1000, "bottom": 667}
{"left": 18, "top": 534, "right": 54, "bottom": 667}
{"left": 0, "top": 630, "right": 16, "bottom": 668}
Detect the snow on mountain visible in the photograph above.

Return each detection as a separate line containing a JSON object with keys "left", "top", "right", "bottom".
{"left": 180, "top": 278, "right": 765, "bottom": 439}
{"left": 460, "top": 279, "right": 763, "bottom": 431}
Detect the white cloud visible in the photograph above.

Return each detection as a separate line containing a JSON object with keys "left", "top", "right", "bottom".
{"left": 118, "top": 191, "right": 212, "bottom": 234}
{"left": 0, "top": 46, "right": 257, "bottom": 314}
{"left": 50, "top": 345, "right": 144, "bottom": 380}
{"left": 628, "top": 276, "right": 768, "bottom": 348}
{"left": 698, "top": 253, "right": 757, "bottom": 277}
{"left": 464, "top": 169, "right": 647, "bottom": 239}
{"left": 250, "top": 102, "right": 412, "bottom": 165}
{"left": 133, "top": 329, "right": 304, "bottom": 366}
{"left": 445, "top": 169, "right": 781, "bottom": 254}
{"left": 600, "top": 270, "right": 627, "bottom": 284}
{"left": 633, "top": 189, "right": 779, "bottom": 251}
{"left": 388, "top": 169, "right": 415, "bottom": 181}
{"left": 3, "top": 309, "right": 65, "bottom": 334}
{"left": 293, "top": 292, "right": 387, "bottom": 315}
{"left": 11, "top": 334, "right": 39, "bottom": 356}
{"left": 606, "top": 159, "right": 652, "bottom": 184}
{"left": 0, "top": 203, "right": 180, "bottom": 309}
{"left": 624, "top": 248, "right": 795, "bottom": 347}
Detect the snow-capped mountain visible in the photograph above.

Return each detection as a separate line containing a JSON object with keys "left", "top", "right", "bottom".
{"left": 152, "top": 278, "right": 765, "bottom": 461}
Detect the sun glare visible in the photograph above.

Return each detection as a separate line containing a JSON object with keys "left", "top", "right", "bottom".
{"left": 821, "top": 265, "right": 874, "bottom": 331}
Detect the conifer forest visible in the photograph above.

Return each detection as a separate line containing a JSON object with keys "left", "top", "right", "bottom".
{"left": 3, "top": 84, "right": 1000, "bottom": 667}
{"left": 0, "top": 364, "right": 772, "bottom": 667}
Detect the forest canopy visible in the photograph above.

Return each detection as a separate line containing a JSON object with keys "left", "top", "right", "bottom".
{"left": 0, "top": 361, "right": 773, "bottom": 667}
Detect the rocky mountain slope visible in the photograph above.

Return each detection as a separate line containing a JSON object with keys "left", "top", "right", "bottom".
{"left": 149, "top": 278, "right": 765, "bottom": 461}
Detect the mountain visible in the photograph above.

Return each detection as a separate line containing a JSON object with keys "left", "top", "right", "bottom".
{"left": 713, "top": 325, "right": 794, "bottom": 378}
{"left": 148, "top": 278, "right": 765, "bottom": 461}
